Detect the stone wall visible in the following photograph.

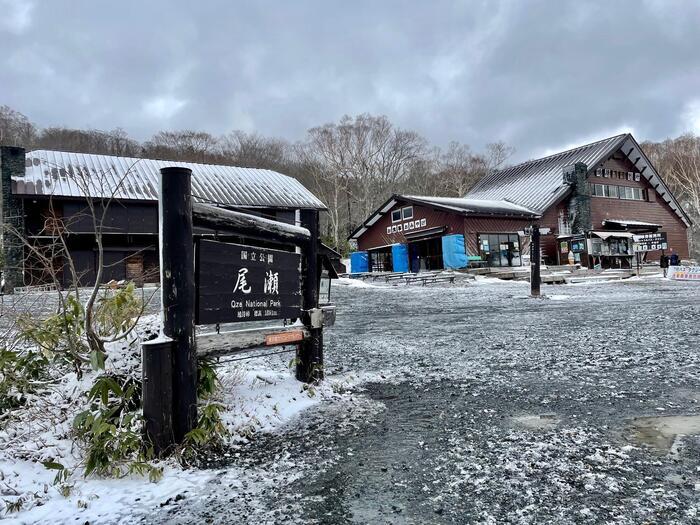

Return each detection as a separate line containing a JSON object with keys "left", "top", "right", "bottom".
{"left": 0, "top": 146, "right": 26, "bottom": 292}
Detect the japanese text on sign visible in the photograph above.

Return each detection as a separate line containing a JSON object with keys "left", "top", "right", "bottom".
{"left": 196, "top": 240, "right": 302, "bottom": 325}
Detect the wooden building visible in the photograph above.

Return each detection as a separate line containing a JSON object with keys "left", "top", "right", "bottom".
{"left": 0, "top": 147, "right": 326, "bottom": 290}
{"left": 350, "top": 133, "right": 691, "bottom": 272}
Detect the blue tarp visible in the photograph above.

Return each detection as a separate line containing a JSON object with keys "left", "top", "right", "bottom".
{"left": 350, "top": 251, "right": 369, "bottom": 273}
{"left": 391, "top": 243, "right": 409, "bottom": 273}
{"left": 441, "top": 234, "right": 468, "bottom": 269}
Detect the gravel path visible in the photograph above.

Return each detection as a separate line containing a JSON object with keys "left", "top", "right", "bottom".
{"left": 147, "top": 277, "right": 700, "bottom": 524}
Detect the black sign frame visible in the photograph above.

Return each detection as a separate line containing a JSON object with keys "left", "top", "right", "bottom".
{"left": 633, "top": 232, "right": 668, "bottom": 252}
{"left": 195, "top": 239, "right": 302, "bottom": 325}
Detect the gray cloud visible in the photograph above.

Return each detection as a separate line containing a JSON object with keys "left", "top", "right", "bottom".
{"left": 1, "top": 0, "right": 699, "bottom": 161}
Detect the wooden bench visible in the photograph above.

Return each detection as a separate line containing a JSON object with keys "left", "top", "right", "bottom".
{"left": 419, "top": 276, "right": 456, "bottom": 286}
{"left": 402, "top": 272, "right": 440, "bottom": 285}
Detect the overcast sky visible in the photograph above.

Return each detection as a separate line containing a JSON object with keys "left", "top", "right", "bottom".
{"left": 1, "top": 0, "right": 699, "bottom": 161}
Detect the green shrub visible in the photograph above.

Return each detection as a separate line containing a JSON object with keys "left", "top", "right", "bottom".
{"left": 0, "top": 348, "right": 50, "bottom": 416}
{"left": 73, "top": 374, "right": 162, "bottom": 481}
{"left": 17, "top": 293, "right": 88, "bottom": 371}
{"left": 92, "top": 283, "right": 142, "bottom": 339}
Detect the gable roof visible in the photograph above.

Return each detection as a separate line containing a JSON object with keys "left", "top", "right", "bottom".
{"left": 465, "top": 133, "right": 691, "bottom": 226}
{"left": 466, "top": 134, "right": 627, "bottom": 213}
{"left": 16, "top": 150, "right": 326, "bottom": 210}
{"left": 348, "top": 193, "right": 539, "bottom": 240}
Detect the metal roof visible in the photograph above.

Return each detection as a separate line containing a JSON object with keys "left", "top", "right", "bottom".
{"left": 403, "top": 195, "right": 539, "bottom": 217}
{"left": 348, "top": 193, "right": 539, "bottom": 240}
{"left": 17, "top": 150, "right": 326, "bottom": 210}
{"left": 466, "top": 134, "right": 628, "bottom": 213}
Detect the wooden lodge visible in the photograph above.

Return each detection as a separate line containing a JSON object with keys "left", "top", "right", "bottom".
{"left": 0, "top": 146, "right": 326, "bottom": 290}
{"left": 349, "top": 133, "right": 691, "bottom": 272}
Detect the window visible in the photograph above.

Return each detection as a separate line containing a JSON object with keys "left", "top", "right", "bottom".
{"left": 402, "top": 206, "right": 413, "bottom": 220}
{"left": 478, "top": 233, "right": 522, "bottom": 267}
{"left": 604, "top": 185, "right": 619, "bottom": 198}
{"left": 591, "top": 183, "right": 644, "bottom": 201}
{"left": 620, "top": 187, "right": 643, "bottom": 200}
{"left": 391, "top": 209, "right": 402, "bottom": 223}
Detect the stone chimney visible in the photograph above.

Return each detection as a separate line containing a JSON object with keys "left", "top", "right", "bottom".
{"left": 563, "top": 162, "right": 591, "bottom": 234}
{"left": 0, "top": 146, "right": 26, "bottom": 292}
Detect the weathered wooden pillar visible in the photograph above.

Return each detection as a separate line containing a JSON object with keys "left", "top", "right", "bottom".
{"left": 142, "top": 336, "right": 174, "bottom": 455}
{"left": 531, "top": 224, "right": 541, "bottom": 297}
{"left": 296, "top": 209, "right": 323, "bottom": 383}
{"left": 159, "top": 167, "right": 197, "bottom": 442}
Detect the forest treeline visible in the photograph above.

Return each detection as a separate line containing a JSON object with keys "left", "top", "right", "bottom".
{"left": 1, "top": 105, "right": 698, "bottom": 255}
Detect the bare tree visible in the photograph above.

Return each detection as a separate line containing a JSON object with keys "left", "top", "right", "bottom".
{"left": 644, "top": 134, "right": 700, "bottom": 258}
{"left": 142, "top": 130, "right": 219, "bottom": 163}
{"left": 36, "top": 127, "right": 140, "bottom": 156}
{"left": 304, "top": 114, "right": 427, "bottom": 238}
{"left": 0, "top": 106, "right": 37, "bottom": 147}
{"left": 485, "top": 140, "right": 516, "bottom": 170}
{"left": 218, "top": 131, "right": 290, "bottom": 170}
{"left": 3, "top": 161, "right": 157, "bottom": 373}
{"left": 436, "top": 142, "right": 489, "bottom": 197}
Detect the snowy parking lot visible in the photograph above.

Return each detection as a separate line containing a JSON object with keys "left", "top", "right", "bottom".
{"left": 139, "top": 275, "right": 700, "bottom": 524}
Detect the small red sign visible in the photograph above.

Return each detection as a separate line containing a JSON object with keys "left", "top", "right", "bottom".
{"left": 265, "top": 330, "right": 304, "bottom": 346}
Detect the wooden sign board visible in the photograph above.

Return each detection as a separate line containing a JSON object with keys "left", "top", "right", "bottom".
{"left": 196, "top": 240, "right": 302, "bottom": 325}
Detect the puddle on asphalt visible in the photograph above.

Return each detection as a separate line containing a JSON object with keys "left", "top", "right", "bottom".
{"left": 511, "top": 413, "right": 560, "bottom": 430}
{"left": 630, "top": 414, "right": 700, "bottom": 453}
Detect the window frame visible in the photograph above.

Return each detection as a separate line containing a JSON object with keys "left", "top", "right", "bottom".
{"left": 391, "top": 209, "right": 402, "bottom": 223}
{"left": 402, "top": 206, "right": 414, "bottom": 220}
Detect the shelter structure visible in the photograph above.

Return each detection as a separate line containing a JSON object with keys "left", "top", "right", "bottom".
{"left": 350, "top": 133, "right": 691, "bottom": 272}
{"left": 0, "top": 146, "right": 326, "bottom": 290}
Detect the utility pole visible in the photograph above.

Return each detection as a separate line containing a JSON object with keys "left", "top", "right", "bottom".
{"left": 531, "top": 224, "right": 541, "bottom": 297}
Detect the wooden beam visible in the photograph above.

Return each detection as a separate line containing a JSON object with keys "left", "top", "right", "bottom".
{"left": 192, "top": 203, "right": 311, "bottom": 246}
{"left": 196, "top": 325, "right": 310, "bottom": 358}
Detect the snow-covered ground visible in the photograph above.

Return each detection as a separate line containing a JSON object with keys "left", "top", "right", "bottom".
{"left": 3, "top": 275, "right": 700, "bottom": 524}
{"left": 0, "top": 308, "right": 354, "bottom": 524}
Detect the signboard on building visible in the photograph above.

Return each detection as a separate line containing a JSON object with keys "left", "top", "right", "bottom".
{"left": 669, "top": 265, "right": 700, "bottom": 281}
{"left": 633, "top": 232, "right": 668, "bottom": 252}
{"left": 196, "top": 240, "right": 302, "bottom": 324}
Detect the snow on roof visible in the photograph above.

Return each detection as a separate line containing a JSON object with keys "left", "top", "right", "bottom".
{"left": 348, "top": 194, "right": 539, "bottom": 240}
{"left": 403, "top": 195, "right": 539, "bottom": 216}
{"left": 466, "top": 134, "right": 628, "bottom": 213}
{"left": 602, "top": 219, "right": 661, "bottom": 228}
{"left": 17, "top": 150, "right": 326, "bottom": 210}
{"left": 590, "top": 231, "right": 635, "bottom": 239}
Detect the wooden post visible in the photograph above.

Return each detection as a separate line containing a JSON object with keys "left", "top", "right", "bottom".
{"left": 142, "top": 336, "right": 174, "bottom": 455}
{"left": 531, "top": 225, "right": 541, "bottom": 297}
{"left": 296, "top": 209, "right": 323, "bottom": 383}
{"left": 159, "top": 167, "right": 197, "bottom": 443}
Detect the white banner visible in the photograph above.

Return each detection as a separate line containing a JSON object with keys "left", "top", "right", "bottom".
{"left": 669, "top": 265, "right": 700, "bottom": 281}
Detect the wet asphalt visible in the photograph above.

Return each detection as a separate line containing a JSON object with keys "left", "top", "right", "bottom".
{"left": 147, "top": 277, "right": 700, "bottom": 524}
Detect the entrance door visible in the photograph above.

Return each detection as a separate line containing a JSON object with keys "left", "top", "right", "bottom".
{"left": 408, "top": 237, "right": 443, "bottom": 272}
{"left": 126, "top": 253, "right": 144, "bottom": 284}
{"left": 479, "top": 233, "right": 521, "bottom": 267}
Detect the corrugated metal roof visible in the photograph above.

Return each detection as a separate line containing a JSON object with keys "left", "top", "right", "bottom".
{"left": 466, "top": 134, "right": 628, "bottom": 212}
{"left": 403, "top": 195, "right": 539, "bottom": 217}
{"left": 17, "top": 150, "right": 326, "bottom": 210}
